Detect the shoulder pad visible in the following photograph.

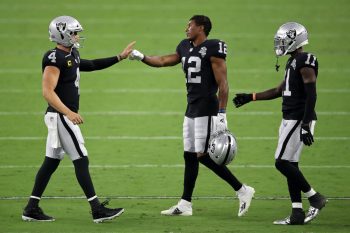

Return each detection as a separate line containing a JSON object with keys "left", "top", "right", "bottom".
{"left": 206, "top": 39, "right": 227, "bottom": 59}
{"left": 296, "top": 52, "right": 318, "bottom": 70}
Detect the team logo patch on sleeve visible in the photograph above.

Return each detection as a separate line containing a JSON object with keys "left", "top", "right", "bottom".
{"left": 199, "top": 47, "right": 207, "bottom": 57}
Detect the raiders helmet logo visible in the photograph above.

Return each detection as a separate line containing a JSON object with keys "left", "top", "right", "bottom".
{"left": 56, "top": 22, "right": 66, "bottom": 32}
{"left": 55, "top": 22, "right": 67, "bottom": 40}
{"left": 286, "top": 29, "right": 296, "bottom": 39}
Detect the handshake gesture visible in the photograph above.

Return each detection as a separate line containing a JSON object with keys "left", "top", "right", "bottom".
{"left": 117, "top": 42, "right": 144, "bottom": 61}
{"left": 129, "top": 49, "right": 145, "bottom": 61}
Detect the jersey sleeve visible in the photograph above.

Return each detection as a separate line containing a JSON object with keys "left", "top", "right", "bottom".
{"left": 207, "top": 40, "right": 227, "bottom": 60}
{"left": 176, "top": 39, "right": 187, "bottom": 57}
{"left": 42, "top": 50, "right": 65, "bottom": 71}
{"left": 296, "top": 53, "right": 318, "bottom": 72}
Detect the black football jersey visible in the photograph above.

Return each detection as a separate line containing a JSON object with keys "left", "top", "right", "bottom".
{"left": 42, "top": 47, "right": 82, "bottom": 113}
{"left": 282, "top": 52, "right": 318, "bottom": 120}
{"left": 176, "top": 39, "right": 227, "bottom": 117}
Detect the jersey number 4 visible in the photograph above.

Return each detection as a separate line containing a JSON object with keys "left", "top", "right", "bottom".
{"left": 48, "top": 52, "right": 56, "bottom": 63}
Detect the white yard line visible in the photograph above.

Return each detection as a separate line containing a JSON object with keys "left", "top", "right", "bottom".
{"left": 0, "top": 111, "right": 349, "bottom": 116}
{"left": 0, "top": 164, "right": 349, "bottom": 169}
{"left": 0, "top": 195, "right": 349, "bottom": 200}
{"left": 0, "top": 136, "right": 349, "bottom": 141}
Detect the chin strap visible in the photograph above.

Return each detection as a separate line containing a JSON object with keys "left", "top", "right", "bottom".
{"left": 275, "top": 56, "right": 280, "bottom": 72}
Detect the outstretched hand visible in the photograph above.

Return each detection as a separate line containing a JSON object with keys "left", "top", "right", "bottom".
{"left": 119, "top": 41, "right": 136, "bottom": 60}
{"left": 129, "top": 49, "right": 145, "bottom": 61}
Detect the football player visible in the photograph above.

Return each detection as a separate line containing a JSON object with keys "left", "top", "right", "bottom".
{"left": 22, "top": 16, "right": 135, "bottom": 223}
{"left": 130, "top": 15, "right": 255, "bottom": 217}
{"left": 233, "top": 22, "right": 327, "bottom": 225}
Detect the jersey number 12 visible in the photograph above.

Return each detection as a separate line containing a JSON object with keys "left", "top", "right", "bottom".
{"left": 182, "top": 56, "right": 202, "bottom": 84}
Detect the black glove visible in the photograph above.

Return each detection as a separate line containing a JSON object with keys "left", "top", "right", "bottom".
{"left": 233, "top": 93, "right": 253, "bottom": 108}
{"left": 300, "top": 123, "right": 314, "bottom": 146}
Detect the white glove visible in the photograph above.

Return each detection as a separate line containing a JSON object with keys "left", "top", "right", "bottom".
{"left": 129, "top": 49, "right": 144, "bottom": 61}
{"left": 215, "top": 113, "right": 228, "bottom": 132}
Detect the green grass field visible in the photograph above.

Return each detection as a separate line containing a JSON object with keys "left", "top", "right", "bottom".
{"left": 0, "top": 0, "right": 349, "bottom": 232}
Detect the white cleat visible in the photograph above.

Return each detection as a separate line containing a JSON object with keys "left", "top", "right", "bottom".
{"left": 304, "top": 192, "right": 327, "bottom": 224}
{"left": 161, "top": 199, "right": 192, "bottom": 216}
{"left": 237, "top": 185, "right": 255, "bottom": 217}
{"left": 304, "top": 206, "right": 320, "bottom": 224}
{"left": 273, "top": 216, "right": 291, "bottom": 225}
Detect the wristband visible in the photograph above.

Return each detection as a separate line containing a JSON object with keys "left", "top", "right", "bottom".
{"left": 117, "top": 55, "right": 122, "bottom": 62}
{"left": 252, "top": 92, "right": 256, "bottom": 101}
{"left": 218, "top": 109, "right": 226, "bottom": 113}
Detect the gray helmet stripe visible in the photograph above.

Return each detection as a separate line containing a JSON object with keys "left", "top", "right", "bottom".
{"left": 222, "top": 135, "right": 231, "bottom": 165}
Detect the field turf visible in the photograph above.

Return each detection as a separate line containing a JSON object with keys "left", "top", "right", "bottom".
{"left": 0, "top": 0, "right": 349, "bottom": 232}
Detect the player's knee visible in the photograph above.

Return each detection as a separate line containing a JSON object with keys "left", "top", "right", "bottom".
{"left": 184, "top": 151, "right": 197, "bottom": 160}
{"left": 275, "top": 159, "right": 288, "bottom": 172}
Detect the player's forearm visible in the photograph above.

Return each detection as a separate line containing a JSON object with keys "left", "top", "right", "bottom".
{"left": 142, "top": 56, "right": 166, "bottom": 67}
{"left": 43, "top": 90, "right": 72, "bottom": 115}
{"left": 302, "top": 82, "right": 317, "bottom": 124}
{"left": 255, "top": 87, "right": 282, "bottom": 100}
{"left": 218, "top": 83, "right": 229, "bottom": 111}
{"left": 80, "top": 57, "right": 120, "bottom": 72}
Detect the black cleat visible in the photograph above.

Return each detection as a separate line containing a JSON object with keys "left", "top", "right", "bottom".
{"left": 22, "top": 206, "right": 55, "bottom": 222}
{"left": 273, "top": 208, "right": 305, "bottom": 225}
{"left": 92, "top": 200, "right": 124, "bottom": 223}
{"left": 305, "top": 192, "right": 328, "bottom": 223}
{"left": 308, "top": 192, "right": 327, "bottom": 209}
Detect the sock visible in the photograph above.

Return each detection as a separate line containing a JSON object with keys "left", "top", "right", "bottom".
{"left": 181, "top": 152, "right": 199, "bottom": 202}
{"left": 88, "top": 196, "right": 100, "bottom": 210}
{"left": 26, "top": 157, "right": 60, "bottom": 209}
{"left": 237, "top": 185, "right": 246, "bottom": 194}
{"left": 287, "top": 162, "right": 302, "bottom": 203}
{"left": 275, "top": 159, "right": 311, "bottom": 193}
{"left": 292, "top": 202, "right": 303, "bottom": 209}
{"left": 198, "top": 154, "right": 242, "bottom": 191}
{"left": 304, "top": 188, "right": 317, "bottom": 198}
{"left": 26, "top": 196, "right": 40, "bottom": 209}
{"left": 73, "top": 156, "right": 98, "bottom": 209}
{"left": 287, "top": 178, "right": 302, "bottom": 203}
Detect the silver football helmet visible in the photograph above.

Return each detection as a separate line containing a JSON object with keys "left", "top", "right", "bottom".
{"left": 49, "top": 16, "right": 84, "bottom": 48}
{"left": 274, "top": 22, "right": 308, "bottom": 56}
{"left": 208, "top": 130, "right": 237, "bottom": 166}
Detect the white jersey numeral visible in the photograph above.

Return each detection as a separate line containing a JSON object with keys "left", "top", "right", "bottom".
{"left": 305, "top": 53, "right": 316, "bottom": 66}
{"left": 283, "top": 68, "right": 291, "bottom": 96}
{"left": 183, "top": 56, "right": 202, "bottom": 84}
{"left": 48, "top": 52, "right": 56, "bottom": 63}
{"left": 218, "top": 42, "right": 227, "bottom": 54}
